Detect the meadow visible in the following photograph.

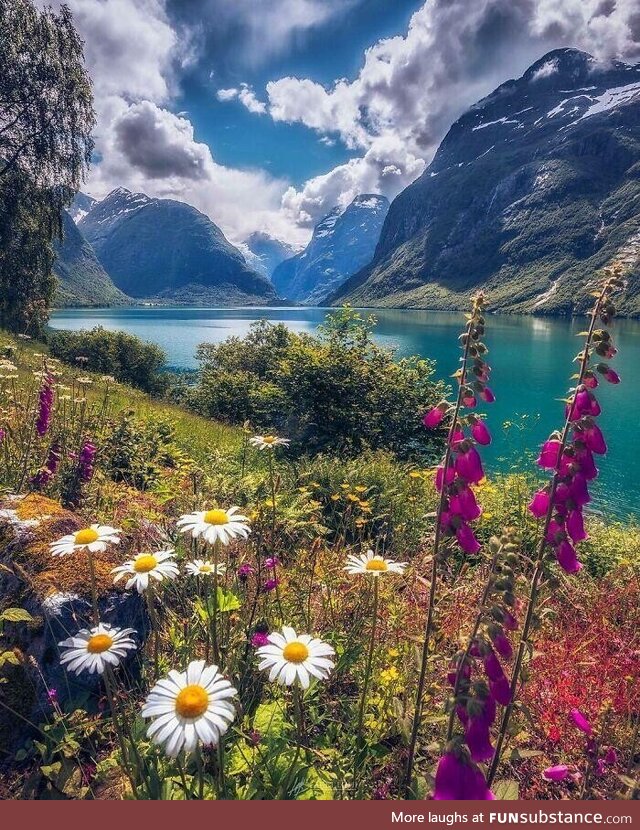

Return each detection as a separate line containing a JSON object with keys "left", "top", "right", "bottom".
{"left": 0, "top": 272, "right": 638, "bottom": 801}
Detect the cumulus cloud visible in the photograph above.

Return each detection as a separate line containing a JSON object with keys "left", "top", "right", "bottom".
{"left": 262, "top": 0, "right": 640, "bottom": 225}
{"left": 217, "top": 84, "right": 267, "bottom": 115}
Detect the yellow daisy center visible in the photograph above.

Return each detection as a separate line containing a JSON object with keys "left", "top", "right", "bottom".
{"left": 283, "top": 642, "right": 309, "bottom": 663}
{"left": 199, "top": 564, "right": 212, "bottom": 573}
{"left": 203, "top": 509, "right": 229, "bottom": 525}
{"left": 87, "top": 633, "right": 113, "bottom": 654}
{"left": 365, "top": 558, "right": 388, "bottom": 572}
{"left": 262, "top": 436, "right": 277, "bottom": 444}
{"left": 134, "top": 554, "right": 158, "bottom": 573}
{"left": 175, "top": 684, "right": 209, "bottom": 719}
{"left": 75, "top": 528, "right": 99, "bottom": 545}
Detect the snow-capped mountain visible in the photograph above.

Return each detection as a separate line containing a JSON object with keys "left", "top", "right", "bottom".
{"left": 272, "top": 194, "right": 389, "bottom": 303}
{"left": 333, "top": 49, "right": 640, "bottom": 316}
{"left": 244, "top": 232, "right": 298, "bottom": 280}
{"left": 79, "top": 188, "right": 277, "bottom": 305}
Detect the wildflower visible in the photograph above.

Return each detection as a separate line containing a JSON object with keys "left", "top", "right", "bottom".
{"left": 433, "top": 751, "right": 495, "bottom": 800}
{"left": 423, "top": 403, "right": 447, "bottom": 429}
{"left": 185, "top": 559, "right": 226, "bottom": 577}
{"left": 537, "top": 439, "right": 562, "bottom": 469}
{"left": 177, "top": 507, "right": 250, "bottom": 546}
{"left": 249, "top": 435, "right": 290, "bottom": 450}
{"left": 262, "top": 577, "right": 280, "bottom": 592}
{"left": 597, "top": 364, "right": 620, "bottom": 384}
{"left": 0, "top": 428, "right": 5, "bottom": 443}
{"left": 141, "top": 659, "right": 237, "bottom": 757}
{"left": 47, "top": 688, "right": 58, "bottom": 703}
{"left": 111, "top": 550, "right": 179, "bottom": 593}
{"left": 570, "top": 708, "right": 593, "bottom": 735}
{"left": 543, "top": 764, "right": 569, "bottom": 782}
{"left": 455, "top": 522, "right": 481, "bottom": 555}
{"left": 528, "top": 489, "right": 550, "bottom": 518}
{"left": 58, "top": 624, "right": 137, "bottom": 675}
{"left": 31, "top": 440, "right": 61, "bottom": 489}
{"left": 455, "top": 444, "right": 484, "bottom": 484}
{"left": 251, "top": 631, "right": 270, "bottom": 648}
{"left": 264, "top": 556, "right": 280, "bottom": 569}
{"left": 471, "top": 420, "right": 491, "bottom": 446}
{"left": 78, "top": 441, "right": 97, "bottom": 482}
{"left": 50, "top": 524, "right": 120, "bottom": 557}
{"left": 36, "top": 373, "right": 54, "bottom": 437}
{"left": 344, "top": 549, "right": 407, "bottom": 577}
{"left": 256, "top": 625, "right": 334, "bottom": 688}
{"left": 237, "top": 563, "right": 254, "bottom": 581}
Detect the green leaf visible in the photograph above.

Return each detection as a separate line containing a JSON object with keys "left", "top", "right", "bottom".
{"left": 253, "top": 700, "right": 287, "bottom": 740}
{"left": 298, "top": 767, "right": 335, "bottom": 800}
{"left": 0, "top": 607, "right": 34, "bottom": 623}
{"left": 493, "top": 779, "right": 519, "bottom": 800}
{"left": 216, "top": 587, "right": 241, "bottom": 613}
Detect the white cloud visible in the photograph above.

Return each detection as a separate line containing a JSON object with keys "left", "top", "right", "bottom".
{"left": 218, "top": 84, "right": 267, "bottom": 115}
{"left": 216, "top": 88, "right": 239, "bottom": 102}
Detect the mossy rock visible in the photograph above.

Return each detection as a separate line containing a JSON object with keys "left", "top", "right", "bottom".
{"left": 0, "top": 494, "right": 148, "bottom": 746}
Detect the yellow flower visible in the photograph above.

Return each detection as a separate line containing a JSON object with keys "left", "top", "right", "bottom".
{"left": 408, "top": 470, "right": 421, "bottom": 479}
{"left": 330, "top": 494, "right": 340, "bottom": 502}
{"left": 355, "top": 485, "right": 367, "bottom": 493}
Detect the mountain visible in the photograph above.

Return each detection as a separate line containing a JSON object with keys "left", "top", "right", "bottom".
{"left": 79, "top": 188, "right": 278, "bottom": 305}
{"left": 332, "top": 49, "right": 640, "bottom": 316}
{"left": 272, "top": 194, "right": 389, "bottom": 304}
{"left": 53, "top": 210, "right": 129, "bottom": 307}
{"left": 244, "top": 232, "right": 298, "bottom": 280}
{"left": 69, "top": 191, "right": 97, "bottom": 224}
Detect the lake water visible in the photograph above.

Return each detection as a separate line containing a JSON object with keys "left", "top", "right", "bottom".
{"left": 49, "top": 306, "right": 640, "bottom": 519}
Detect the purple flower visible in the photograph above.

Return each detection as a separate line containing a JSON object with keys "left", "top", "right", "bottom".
{"left": 595, "top": 759, "right": 606, "bottom": 777}
{"left": 30, "top": 440, "right": 62, "bottom": 490}
{"left": 471, "top": 420, "right": 491, "bottom": 446}
{"left": 36, "top": 373, "right": 54, "bottom": 437}
{"left": 455, "top": 446, "right": 484, "bottom": 484}
{"left": 491, "top": 631, "right": 513, "bottom": 661}
{"left": 528, "top": 490, "right": 550, "bottom": 519}
{"left": 555, "top": 540, "right": 583, "bottom": 574}
{"left": 433, "top": 752, "right": 495, "bottom": 800}
{"left": 435, "top": 463, "right": 456, "bottom": 492}
{"left": 78, "top": 441, "right": 97, "bottom": 483}
{"left": 237, "top": 563, "right": 254, "bottom": 582}
{"left": 601, "top": 367, "right": 620, "bottom": 384}
{"left": 483, "top": 649, "right": 506, "bottom": 683}
{"left": 479, "top": 386, "right": 495, "bottom": 404}
{"left": 456, "top": 522, "right": 481, "bottom": 555}
{"left": 503, "top": 610, "right": 518, "bottom": 631}
{"left": 0, "top": 428, "right": 5, "bottom": 443}
{"left": 462, "top": 392, "right": 477, "bottom": 409}
{"left": 570, "top": 472, "right": 592, "bottom": 506}
{"left": 569, "top": 708, "right": 593, "bottom": 735}
{"left": 543, "top": 764, "right": 569, "bottom": 782}
{"left": 251, "top": 631, "right": 270, "bottom": 647}
{"left": 449, "top": 486, "right": 482, "bottom": 522}
{"left": 423, "top": 405, "right": 446, "bottom": 429}
{"left": 537, "top": 440, "right": 562, "bottom": 469}
{"left": 465, "top": 718, "right": 494, "bottom": 763}
{"left": 262, "top": 578, "right": 280, "bottom": 593}
{"left": 490, "top": 676, "right": 512, "bottom": 706}
{"left": 566, "top": 509, "right": 588, "bottom": 543}
{"left": 47, "top": 688, "right": 58, "bottom": 703}
{"left": 264, "top": 556, "right": 280, "bottom": 569}
{"left": 581, "top": 424, "right": 607, "bottom": 455}
{"left": 604, "top": 747, "right": 618, "bottom": 765}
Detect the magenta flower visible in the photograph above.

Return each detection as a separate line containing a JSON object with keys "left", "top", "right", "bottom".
{"left": 555, "top": 540, "right": 582, "bottom": 574}
{"left": 455, "top": 445, "right": 484, "bottom": 484}
{"left": 433, "top": 752, "right": 495, "bottom": 800}
{"left": 503, "top": 610, "right": 519, "bottom": 631}
{"left": 543, "top": 764, "right": 569, "bottom": 782}
{"left": 423, "top": 405, "right": 446, "bottom": 429}
{"left": 491, "top": 631, "right": 513, "bottom": 661}
{"left": 537, "top": 440, "right": 562, "bottom": 469}
{"left": 601, "top": 367, "right": 620, "bottom": 384}
{"left": 462, "top": 392, "right": 477, "bottom": 408}
{"left": 435, "top": 463, "right": 456, "bottom": 492}
{"left": 580, "top": 424, "right": 607, "bottom": 455}
{"left": 251, "top": 631, "right": 270, "bottom": 648}
{"left": 566, "top": 509, "right": 588, "bottom": 543}
{"left": 528, "top": 489, "right": 550, "bottom": 518}
{"left": 483, "top": 649, "right": 506, "bottom": 683}
{"left": 456, "top": 522, "right": 481, "bottom": 555}
{"left": 262, "top": 578, "right": 280, "bottom": 593}
{"left": 471, "top": 420, "right": 491, "bottom": 445}
{"left": 479, "top": 386, "right": 495, "bottom": 404}
{"left": 449, "top": 486, "right": 482, "bottom": 522}
{"left": 237, "top": 563, "right": 254, "bottom": 581}
{"left": 0, "top": 428, "right": 5, "bottom": 443}
{"left": 583, "top": 373, "right": 598, "bottom": 389}
{"left": 569, "top": 708, "right": 593, "bottom": 735}
{"left": 264, "top": 556, "right": 280, "bottom": 569}
{"left": 36, "top": 373, "right": 54, "bottom": 437}
{"left": 604, "top": 747, "right": 618, "bottom": 765}
{"left": 465, "top": 718, "right": 494, "bottom": 763}
{"left": 78, "top": 441, "right": 97, "bottom": 483}
{"left": 30, "top": 440, "right": 62, "bottom": 490}
{"left": 490, "top": 676, "right": 512, "bottom": 706}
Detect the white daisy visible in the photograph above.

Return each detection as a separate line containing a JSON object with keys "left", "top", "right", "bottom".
{"left": 176, "top": 507, "right": 250, "bottom": 546}
{"left": 256, "top": 625, "right": 335, "bottom": 689}
{"left": 185, "top": 559, "right": 227, "bottom": 577}
{"left": 111, "top": 550, "right": 179, "bottom": 593}
{"left": 249, "top": 434, "right": 290, "bottom": 450}
{"left": 50, "top": 524, "right": 120, "bottom": 557}
{"left": 58, "top": 623, "right": 137, "bottom": 675}
{"left": 141, "top": 659, "right": 237, "bottom": 757}
{"left": 344, "top": 549, "right": 407, "bottom": 577}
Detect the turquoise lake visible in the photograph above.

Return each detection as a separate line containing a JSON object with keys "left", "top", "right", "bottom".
{"left": 49, "top": 306, "right": 640, "bottom": 519}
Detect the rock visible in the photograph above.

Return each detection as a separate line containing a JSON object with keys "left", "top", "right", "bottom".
{"left": 0, "top": 494, "right": 148, "bottom": 742}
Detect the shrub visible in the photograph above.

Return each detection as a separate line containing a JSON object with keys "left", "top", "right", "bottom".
{"left": 48, "top": 326, "right": 167, "bottom": 394}
{"left": 187, "top": 308, "right": 447, "bottom": 459}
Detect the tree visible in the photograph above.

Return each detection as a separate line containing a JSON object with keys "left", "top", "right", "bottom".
{"left": 0, "top": 0, "right": 94, "bottom": 334}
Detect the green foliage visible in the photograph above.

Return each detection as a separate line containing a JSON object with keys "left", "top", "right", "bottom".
{"left": 187, "top": 309, "right": 446, "bottom": 459}
{"left": 49, "top": 327, "right": 167, "bottom": 394}
{"left": 0, "top": 0, "right": 94, "bottom": 334}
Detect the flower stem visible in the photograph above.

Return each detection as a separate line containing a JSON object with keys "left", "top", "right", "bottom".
{"left": 403, "top": 310, "right": 476, "bottom": 796}
{"left": 487, "top": 283, "right": 609, "bottom": 788}
{"left": 87, "top": 550, "right": 100, "bottom": 626}
{"left": 212, "top": 540, "right": 221, "bottom": 666}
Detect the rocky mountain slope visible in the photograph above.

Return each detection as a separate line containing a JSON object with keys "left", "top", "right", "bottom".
{"left": 52, "top": 210, "right": 129, "bottom": 308}
{"left": 272, "top": 194, "right": 389, "bottom": 304}
{"left": 245, "top": 232, "right": 298, "bottom": 280}
{"left": 80, "top": 188, "right": 277, "bottom": 305}
{"left": 332, "top": 49, "right": 640, "bottom": 316}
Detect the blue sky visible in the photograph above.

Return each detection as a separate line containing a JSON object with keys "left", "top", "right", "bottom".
{"left": 53, "top": 0, "right": 640, "bottom": 246}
